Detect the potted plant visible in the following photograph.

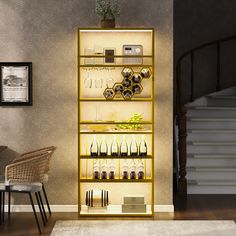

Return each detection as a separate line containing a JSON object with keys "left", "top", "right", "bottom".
{"left": 95, "top": 0, "right": 120, "bottom": 28}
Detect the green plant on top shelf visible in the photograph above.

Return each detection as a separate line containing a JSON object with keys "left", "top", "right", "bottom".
{"left": 95, "top": 0, "right": 120, "bottom": 28}
{"left": 116, "top": 113, "right": 144, "bottom": 130}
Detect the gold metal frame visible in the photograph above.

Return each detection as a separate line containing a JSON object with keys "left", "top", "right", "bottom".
{"left": 78, "top": 28, "right": 155, "bottom": 217}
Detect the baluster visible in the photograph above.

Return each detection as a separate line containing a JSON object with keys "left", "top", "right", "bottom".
{"left": 177, "top": 105, "right": 187, "bottom": 196}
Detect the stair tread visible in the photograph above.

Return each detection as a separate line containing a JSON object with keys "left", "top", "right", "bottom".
{"left": 188, "top": 179, "right": 236, "bottom": 186}
{"left": 206, "top": 95, "right": 236, "bottom": 99}
{"left": 188, "top": 141, "right": 236, "bottom": 145}
{"left": 188, "top": 129, "right": 236, "bottom": 133}
{"left": 187, "top": 167, "right": 236, "bottom": 171}
{"left": 189, "top": 117, "right": 236, "bottom": 121}
{"left": 189, "top": 106, "right": 236, "bottom": 110}
{"left": 188, "top": 154, "right": 236, "bottom": 158}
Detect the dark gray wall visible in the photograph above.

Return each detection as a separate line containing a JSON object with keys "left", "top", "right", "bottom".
{"left": 175, "top": 0, "right": 236, "bottom": 104}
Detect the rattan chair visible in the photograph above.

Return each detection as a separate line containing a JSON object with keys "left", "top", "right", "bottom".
{"left": 3, "top": 152, "right": 51, "bottom": 234}
{"left": 12, "top": 146, "right": 56, "bottom": 218}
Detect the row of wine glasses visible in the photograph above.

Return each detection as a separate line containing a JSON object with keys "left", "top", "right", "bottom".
{"left": 84, "top": 72, "right": 114, "bottom": 89}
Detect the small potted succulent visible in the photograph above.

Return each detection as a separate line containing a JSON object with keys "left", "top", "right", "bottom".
{"left": 95, "top": 0, "right": 120, "bottom": 28}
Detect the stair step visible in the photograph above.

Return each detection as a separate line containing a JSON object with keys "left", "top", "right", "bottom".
{"left": 188, "top": 141, "right": 236, "bottom": 146}
{"left": 190, "top": 106, "right": 236, "bottom": 110}
{"left": 188, "top": 154, "right": 236, "bottom": 159}
{"left": 189, "top": 117, "right": 236, "bottom": 122}
{"left": 207, "top": 95, "right": 236, "bottom": 99}
{"left": 187, "top": 167, "right": 236, "bottom": 172}
{"left": 188, "top": 179, "right": 236, "bottom": 186}
{"left": 188, "top": 129, "right": 236, "bottom": 133}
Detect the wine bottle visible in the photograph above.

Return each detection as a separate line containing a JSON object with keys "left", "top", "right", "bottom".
{"left": 122, "top": 159, "right": 129, "bottom": 179}
{"left": 100, "top": 135, "right": 108, "bottom": 157}
{"left": 101, "top": 159, "right": 108, "bottom": 179}
{"left": 111, "top": 135, "right": 119, "bottom": 157}
{"left": 90, "top": 135, "right": 99, "bottom": 158}
{"left": 93, "top": 159, "right": 100, "bottom": 179}
{"left": 139, "top": 135, "right": 147, "bottom": 157}
{"left": 130, "top": 159, "right": 136, "bottom": 179}
{"left": 120, "top": 135, "right": 128, "bottom": 157}
{"left": 109, "top": 159, "right": 116, "bottom": 179}
{"left": 137, "top": 159, "right": 144, "bottom": 179}
{"left": 130, "top": 135, "right": 138, "bottom": 157}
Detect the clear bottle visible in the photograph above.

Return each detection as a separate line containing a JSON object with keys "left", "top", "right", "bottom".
{"left": 111, "top": 135, "right": 119, "bottom": 157}
{"left": 93, "top": 159, "right": 100, "bottom": 179}
{"left": 100, "top": 135, "right": 108, "bottom": 157}
{"left": 130, "top": 159, "right": 136, "bottom": 179}
{"left": 137, "top": 159, "right": 144, "bottom": 179}
{"left": 122, "top": 159, "right": 129, "bottom": 179}
{"left": 90, "top": 135, "right": 99, "bottom": 158}
{"left": 120, "top": 135, "right": 128, "bottom": 157}
{"left": 101, "top": 159, "right": 108, "bottom": 179}
{"left": 139, "top": 135, "right": 147, "bottom": 157}
{"left": 109, "top": 159, "right": 116, "bottom": 179}
{"left": 130, "top": 135, "right": 138, "bottom": 157}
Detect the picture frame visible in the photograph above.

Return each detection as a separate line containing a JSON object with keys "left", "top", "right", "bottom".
{"left": 104, "top": 48, "right": 116, "bottom": 64}
{"left": 0, "top": 62, "right": 32, "bottom": 106}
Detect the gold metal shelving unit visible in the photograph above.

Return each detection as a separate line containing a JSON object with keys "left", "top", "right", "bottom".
{"left": 78, "top": 28, "right": 154, "bottom": 217}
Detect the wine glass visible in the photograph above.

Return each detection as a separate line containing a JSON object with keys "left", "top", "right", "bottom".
{"left": 84, "top": 71, "right": 92, "bottom": 88}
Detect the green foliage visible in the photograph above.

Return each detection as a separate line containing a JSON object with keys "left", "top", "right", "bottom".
{"left": 117, "top": 113, "right": 144, "bottom": 130}
{"left": 95, "top": 0, "right": 120, "bottom": 20}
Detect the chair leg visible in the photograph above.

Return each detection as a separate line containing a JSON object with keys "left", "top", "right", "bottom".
{"left": 8, "top": 189, "right": 10, "bottom": 220}
{"left": 28, "top": 193, "right": 41, "bottom": 234}
{"left": 42, "top": 185, "right": 51, "bottom": 215}
{"left": 2, "top": 191, "right": 4, "bottom": 223}
{"left": 35, "top": 192, "right": 46, "bottom": 226}
{"left": 0, "top": 192, "right": 2, "bottom": 225}
{"left": 38, "top": 192, "right": 47, "bottom": 223}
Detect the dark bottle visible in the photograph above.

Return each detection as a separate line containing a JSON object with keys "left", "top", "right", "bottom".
{"left": 100, "top": 135, "right": 108, "bottom": 157}
{"left": 139, "top": 135, "right": 147, "bottom": 157}
{"left": 122, "top": 159, "right": 129, "bottom": 179}
{"left": 111, "top": 135, "right": 119, "bottom": 157}
{"left": 137, "top": 159, "right": 144, "bottom": 179}
{"left": 90, "top": 135, "right": 99, "bottom": 158}
{"left": 93, "top": 159, "right": 100, "bottom": 179}
{"left": 130, "top": 135, "right": 138, "bottom": 157}
{"left": 120, "top": 135, "right": 128, "bottom": 157}
{"left": 109, "top": 159, "right": 116, "bottom": 179}
{"left": 101, "top": 159, "right": 108, "bottom": 179}
{"left": 130, "top": 159, "right": 136, "bottom": 179}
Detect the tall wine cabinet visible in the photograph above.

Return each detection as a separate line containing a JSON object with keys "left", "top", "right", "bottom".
{"left": 78, "top": 28, "right": 154, "bottom": 216}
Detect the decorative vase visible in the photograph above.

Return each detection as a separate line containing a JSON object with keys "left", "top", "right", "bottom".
{"left": 101, "top": 19, "right": 115, "bottom": 28}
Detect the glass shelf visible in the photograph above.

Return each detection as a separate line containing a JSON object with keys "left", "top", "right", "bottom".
{"left": 79, "top": 155, "right": 152, "bottom": 159}
{"left": 80, "top": 55, "right": 153, "bottom": 58}
{"left": 79, "top": 98, "right": 152, "bottom": 102}
{"left": 80, "top": 178, "right": 152, "bottom": 183}
{"left": 79, "top": 64, "right": 153, "bottom": 68}
{"left": 80, "top": 124, "right": 152, "bottom": 133}
{"left": 80, "top": 121, "right": 152, "bottom": 125}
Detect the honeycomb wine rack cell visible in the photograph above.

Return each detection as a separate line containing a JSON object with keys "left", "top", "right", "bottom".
{"left": 103, "top": 67, "right": 152, "bottom": 100}
{"left": 103, "top": 88, "right": 115, "bottom": 100}
{"left": 140, "top": 67, "right": 151, "bottom": 79}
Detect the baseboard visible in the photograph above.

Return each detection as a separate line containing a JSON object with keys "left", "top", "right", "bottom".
{"left": 5, "top": 204, "right": 174, "bottom": 213}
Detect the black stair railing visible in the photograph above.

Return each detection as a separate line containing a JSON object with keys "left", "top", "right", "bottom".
{"left": 176, "top": 35, "right": 236, "bottom": 195}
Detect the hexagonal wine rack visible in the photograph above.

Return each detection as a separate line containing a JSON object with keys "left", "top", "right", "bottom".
{"left": 103, "top": 67, "right": 152, "bottom": 100}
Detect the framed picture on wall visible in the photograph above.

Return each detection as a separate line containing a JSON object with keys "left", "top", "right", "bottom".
{"left": 0, "top": 62, "right": 32, "bottom": 106}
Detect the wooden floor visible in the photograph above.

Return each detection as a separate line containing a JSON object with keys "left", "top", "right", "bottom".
{"left": 0, "top": 195, "right": 236, "bottom": 236}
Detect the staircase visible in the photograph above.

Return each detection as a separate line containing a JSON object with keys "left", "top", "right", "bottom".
{"left": 186, "top": 87, "right": 236, "bottom": 194}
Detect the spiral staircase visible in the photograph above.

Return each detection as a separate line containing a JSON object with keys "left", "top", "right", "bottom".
{"left": 186, "top": 87, "right": 236, "bottom": 194}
